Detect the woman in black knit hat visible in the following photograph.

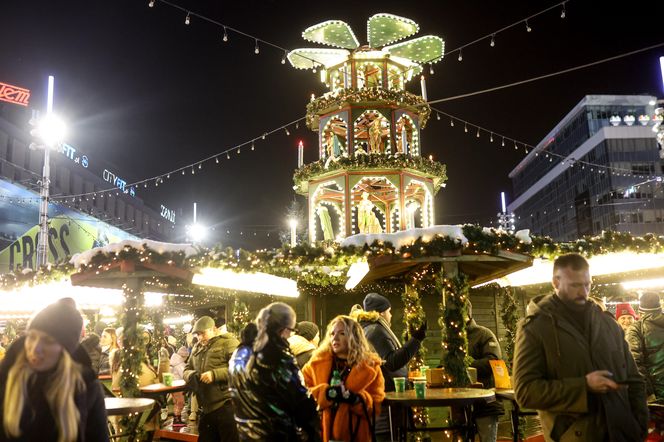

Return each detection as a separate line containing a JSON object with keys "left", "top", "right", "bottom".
{"left": 0, "top": 298, "right": 109, "bottom": 442}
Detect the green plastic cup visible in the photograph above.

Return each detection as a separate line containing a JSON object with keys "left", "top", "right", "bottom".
{"left": 394, "top": 377, "right": 406, "bottom": 393}
{"left": 162, "top": 372, "right": 173, "bottom": 387}
{"left": 413, "top": 380, "right": 426, "bottom": 399}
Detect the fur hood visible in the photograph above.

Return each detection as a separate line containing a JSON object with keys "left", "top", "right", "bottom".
{"left": 349, "top": 305, "right": 381, "bottom": 323}
{"left": 288, "top": 334, "right": 316, "bottom": 356}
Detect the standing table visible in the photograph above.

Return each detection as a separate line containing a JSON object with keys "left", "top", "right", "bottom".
{"left": 383, "top": 387, "right": 495, "bottom": 442}
{"left": 105, "top": 397, "right": 155, "bottom": 442}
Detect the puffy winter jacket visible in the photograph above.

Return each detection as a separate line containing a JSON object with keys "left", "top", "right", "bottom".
{"left": 228, "top": 334, "right": 320, "bottom": 441}
{"left": 0, "top": 336, "right": 109, "bottom": 442}
{"left": 626, "top": 312, "right": 664, "bottom": 400}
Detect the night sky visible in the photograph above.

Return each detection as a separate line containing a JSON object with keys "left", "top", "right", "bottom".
{"left": 1, "top": 0, "right": 662, "bottom": 249}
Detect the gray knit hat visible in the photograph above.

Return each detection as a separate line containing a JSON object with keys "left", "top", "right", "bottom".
{"left": 363, "top": 293, "right": 391, "bottom": 313}
{"left": 640, "top": 293, "right": 662, "bottom": 314}
{"left": 29, "top": 299, "right": 83, "bottom": 354}
{"left": 296, "top": 321, "right": 319, "bottom": 341}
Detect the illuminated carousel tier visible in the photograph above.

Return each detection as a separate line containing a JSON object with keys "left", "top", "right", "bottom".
{"left": 294, "top": 154, "right": 446, "bottom": 242}
{"left": 289, "top": 13, "right": 448, "bottom": 243}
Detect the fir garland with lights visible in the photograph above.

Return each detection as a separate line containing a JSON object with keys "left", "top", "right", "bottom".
{"left": 401, "top": 278, "right": 429, "bottom": 429}
{"left": 229, "top": 298, "right": 250, "bottom": 334}
{"left": 306, "top": 87, "right": 431, "bottom": 130}
{"left": 499, "top": 287, "right": 519, "bottom": 370}
{"left": 293, "top": 153, "right": 447, "bottom": 193}
{"left": 118, "top": 283, "right": 147, "bottom": 398}
{"left": 438, "top": 274, "right": 471, "bottom": 387}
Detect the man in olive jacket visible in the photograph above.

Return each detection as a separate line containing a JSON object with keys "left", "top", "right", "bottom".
{"left": 184, "top": 316, "right": 240, "bottom": 442}
{"left": 513, "top": 254, "right": 648, "bottom": 442}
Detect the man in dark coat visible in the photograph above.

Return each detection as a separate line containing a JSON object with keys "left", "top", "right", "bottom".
{"left": 513, "top": 254, "right": 648, "bottom": 442}
{"left": 184, "top": 316, "right": 240, "bottom": 442}
{"left": 466, "top": 301, "right": 503, "bottom": 442}
{"left": 626, "top": 292, "right": 664, "bottom": 401}
{"left": 351, "top": 292, "right": 426, "bottom": 440}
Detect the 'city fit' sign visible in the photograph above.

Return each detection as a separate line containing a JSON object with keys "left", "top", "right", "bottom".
{"left": 0, "top": 81, "right": 30, "bottom": 106}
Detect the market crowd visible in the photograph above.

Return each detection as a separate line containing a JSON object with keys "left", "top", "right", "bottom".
{"left": 0, "top": 253, "right": 663, "bottom": 442}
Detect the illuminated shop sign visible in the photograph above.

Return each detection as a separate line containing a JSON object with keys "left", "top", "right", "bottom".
{"left": 103, "top": 169, "right": 136, "bottom": 197}
{"left": 0, "top": 81, "right": 30, "bottom": 106}
{"left": 61, "top": 143, "right": 89, "bottom": 169}
{"left": 160, "top": 205, "right": 176, "bottom": 223}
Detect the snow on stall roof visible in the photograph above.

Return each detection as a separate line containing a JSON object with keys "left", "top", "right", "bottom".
{"left": 341, "top": 225, "right": 532, "bottom": 250}
{"left": 70, "top": 239, "right": 198, "bottom": 268}
{"left": 341, "top": 225, "right": 468, "bottom": 250}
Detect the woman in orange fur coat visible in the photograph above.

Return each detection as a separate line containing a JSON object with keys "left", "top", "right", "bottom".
{"left": 302, "top": 315, "right": 385, "bottom": 442}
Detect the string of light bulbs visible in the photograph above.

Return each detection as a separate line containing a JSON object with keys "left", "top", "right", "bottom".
{"left": 146, "top": 0, "right": 318, "bottom": 66}
{"left": 44, "top": 116, "right": 306, "bottom": 203}
{"left": 430, "top": 105, "right": 660, "bottom": 179}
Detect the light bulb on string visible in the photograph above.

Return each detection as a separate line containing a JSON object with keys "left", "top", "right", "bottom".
{"left": 429, "top": 64, "right": 434, "bottom": 75}
{"left": 525, "top": 20, "right": 532, "bottom": 32}
{"left": 457, "top": 50, "right": 463, "bottom": 62}
{"left": 450, "top": 119, "right": 454, "bottom": 127}
{"left": 191, "top": 167, "right": 195, "bottom": 175}
{"left": 254, "top": 39, "right": 260, "bottom": 54}
{"left": 148, "top": 0, "right": 155, "bottom": 7}
{"left": 167, "top": 173, "right": 170, "bottom": 179}
{"left": 490, "top": 34, "right": 495, "bottom": 47}
{"left": 237, "top": 147, "right": 241, "bottom": 154}
{"left": 514, "top": 141, "right": 518, "bottom": 150}
{"left": 476, "top": 128, "right": 480, "bottom": 138}
{"left": 561, "top": 2, "right": 566, "bottom": 18}
{"left": 436, "top": 112, "right": 441, "bottom": 121}
{"left": 285, "top": 128, "right": 290, "bottom": 136}
{"left": 185, "top": 12, "right": 190, "bottom": 25}
{"left": 464, "top": 123, "right": 468, "bottom": 133}
{"left": 226, "top": 153, "right": 230, "bottom": 159}
{"left": 281, "top": 51, "right": 287, "bottom": 64}
{"left": 215, "top": 157, "right": 219, "bottom": 164}
{"left": 251, "top": 142, "right": 255, "bottom": 151}
{"left": 501, "top": 137, "right": 505, "bottom": 147}
{"left": 222, "top": 27, "right": 228, "bottom": 42}
{"left": 198, "top": 163, "right": 202, "bottom": 169}
{"left": 490, "top": 133, "right": 494, "bottom": 142}
{"left": 181, "top": 170, "right": 185, "bottom": 175}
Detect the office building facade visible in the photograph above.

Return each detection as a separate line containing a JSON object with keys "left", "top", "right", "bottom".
{"left": 508, "top": 95, "right": 662, "bottom": 240}
{"left": 0, "top": 102, "right": 176, "bottom": 272}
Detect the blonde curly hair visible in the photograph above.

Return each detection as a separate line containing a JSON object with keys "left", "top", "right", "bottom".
{"left": 313, "top": 315, "right": 380, "bottom": 367}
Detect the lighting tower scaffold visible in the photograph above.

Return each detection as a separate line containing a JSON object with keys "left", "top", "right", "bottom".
{"left": 288, "top": 14, "right": 448, "bottom": 242}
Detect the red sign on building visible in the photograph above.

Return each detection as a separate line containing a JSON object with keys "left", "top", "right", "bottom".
{"left": 0, "top": 81, "right": 30, "bottom": 107}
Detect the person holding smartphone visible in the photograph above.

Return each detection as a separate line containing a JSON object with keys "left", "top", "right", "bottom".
{"left": 513, "top": 254, "right": 648, "bottom": 442}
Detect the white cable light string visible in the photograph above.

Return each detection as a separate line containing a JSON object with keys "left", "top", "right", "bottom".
{"left": 430, "top": 106, "right": 660, "bottom": 179}
{"left": 47, "top": 116, "right": 306, "bottom": 202}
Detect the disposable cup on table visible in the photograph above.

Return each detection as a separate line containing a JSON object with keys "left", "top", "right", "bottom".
{"left": 394, "top": 377, "right": 406, "bottom": 393}
{"left": 413, "top": 380, "right": 426, "bottom": 398}
{"left": 162, "top": 372, "right": 174, "bottom": 387}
